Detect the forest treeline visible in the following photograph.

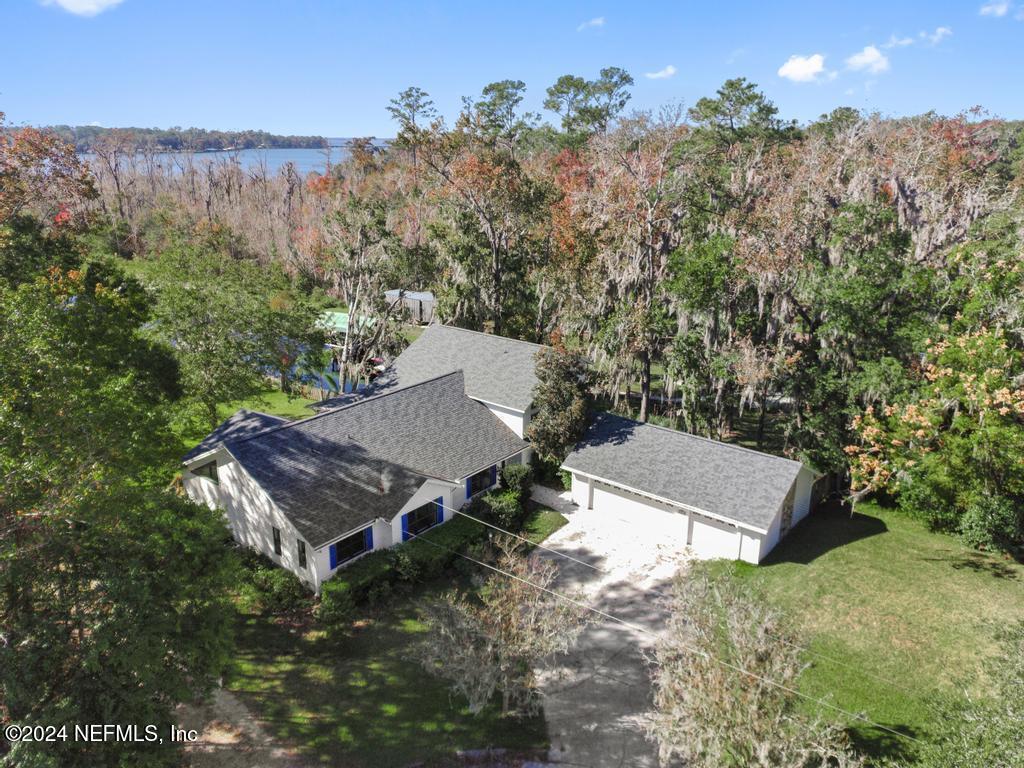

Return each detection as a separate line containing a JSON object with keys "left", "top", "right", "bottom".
{"left": 41, "top": 124, "right": 328, "bottom": 152}
{"left": 3, "top": 69, "right": 1024, "bottom": 766}
{"left": 12, "top": 71, "right": 1024, "bottom": 556}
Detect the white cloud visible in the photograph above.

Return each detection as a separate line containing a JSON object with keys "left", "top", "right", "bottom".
{"left": 40, "top": 0, "right": 124, "bottom": 15}
{"left": 644, "top": 64, "right": 677, "bottom": 80}
{"left": 576, "top": 16, "right": 604, "bottom": 32}
{"left": 882, "top": 34, "right": 915, "bottom": 49}
{"left": 88, "top": 121, "right": 102, "bottom": 127}
{"left": 845, "top": 45, "right": 890, "bottom": 74}
{"left": 979, "top": 1, "right": 1010, "bottom": 16}
{"left": 777, "top": 53, "right": 828, "bottom": 82}
{"left": 921, "top": 26, "right": 952, "bottom": 45}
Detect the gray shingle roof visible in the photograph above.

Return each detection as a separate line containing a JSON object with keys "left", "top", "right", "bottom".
{"left": 182, "top": 409, "right": 288, "bottom": 463}
{"left": 219, "top": 371, "right": 528, "bottom": 548}
{"left": 374, "top": 325, "right": 543, "bottom": 412}
{"left": 562, "top": 412, "right": 804, "bottom": 532}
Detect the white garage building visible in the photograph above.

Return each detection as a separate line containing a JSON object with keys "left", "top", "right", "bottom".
{"left": 562, "top": 412, "right": 818, "bottom": 564}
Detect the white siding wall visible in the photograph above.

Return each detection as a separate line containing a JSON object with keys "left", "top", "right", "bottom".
{"left": 570, "top": 473, "right": 591, "bottom": 508}
{"left": 310, "top": 518, "right": 392, "bottom": 593}
{"left": 388, "top": 479, "right": 457, "bottom": 544}
{"left": 688, "top": 514, "right": 744, "bottom": 560}
{"left": 183, "top": 450, "right": 316, "bottom": 589}
{"left": 484, "top": 402, "right": 528, "bottom": 438}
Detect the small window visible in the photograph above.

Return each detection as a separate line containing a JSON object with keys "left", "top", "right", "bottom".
{"left": 272, "top": 527, "right": 282, "bottom": 556}
{"left": 405, "top": 500, "right": 441, "bottom": 538}
{"left": 297, "top": 540, "right": 307, "bottom": 569}
{"left": 193, "top": 460, "right": 218, "bottom": 484}
{"left": 329, "top": 528, "right": 371, "bottom": 569}
{"left": 467, "top": 465, "right": 496, "bottom": 496}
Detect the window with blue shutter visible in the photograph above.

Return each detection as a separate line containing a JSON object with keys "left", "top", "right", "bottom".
{"left": 466, "top": 477, "right": 472, "bottom": 498}
{"left": 329, "top": 527, "right": 372, "bottom": 570}
{"left": 489, "top": 465, "right": 498, "bottom": 487}
{"left": 405, "top": 500, "right": 443, "bottom": 538}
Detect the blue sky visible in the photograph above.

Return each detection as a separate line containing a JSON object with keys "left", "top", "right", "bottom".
{"left": 2, "top": 0, "right": 1022, "bottom": 136}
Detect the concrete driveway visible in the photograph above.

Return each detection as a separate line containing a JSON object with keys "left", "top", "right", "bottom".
{"left": 531, "top": 487, "right": 691, "bottom": 767}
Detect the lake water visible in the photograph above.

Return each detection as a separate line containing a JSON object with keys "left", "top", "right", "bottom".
{"left": 81, "top": 139, "right": 389, "bottom": 176}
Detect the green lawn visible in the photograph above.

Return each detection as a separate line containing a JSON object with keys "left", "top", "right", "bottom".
{"left": 522, "top": 504, "right": 569, "bottom": 544}
{"left": 713, "top": 501, "right": 1024, "bottom": 761}
{"left": 175, "top": 386, "right": 317, "bottom": 450}
{"left": 228, "top": 505, "right": 567, "bottom": 766}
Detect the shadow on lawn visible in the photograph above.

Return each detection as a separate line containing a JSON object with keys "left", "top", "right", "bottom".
{"left": 847, "top": 721, "right": 925, "bottom": 766}
{"left": 924, "top": 549, "right": 1020, "bottom": 580}
{"left": 226, "top": 588, "right": 549, "bottom": 768}
{"left": 761, "top": 502, "right": 889, "bottom": 566}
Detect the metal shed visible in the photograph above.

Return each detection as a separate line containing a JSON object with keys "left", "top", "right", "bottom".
{"left": 384, "top": 289, "right": 435, "bottom": 324}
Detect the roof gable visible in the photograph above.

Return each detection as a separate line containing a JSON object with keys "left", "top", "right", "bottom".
{"left": 216, "top": 371, "right": 527, "bottom": 547}
{"left": 182, "top": 409, "right": 288, "bottom": 463}
{"left": 376, "top": 325, "right": 542, "bottom": 412}
{"left": 563, "top": 412, "right": 804, "bottom": 531}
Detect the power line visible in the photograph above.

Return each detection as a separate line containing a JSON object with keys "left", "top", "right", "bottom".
{"left": 404, "top": 526, "right": 923, "bottom": 747}
{"left": 448, "top": 498, "right": 923, "bottom": 703}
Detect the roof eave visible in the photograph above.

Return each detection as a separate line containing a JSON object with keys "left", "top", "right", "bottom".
{"left": 560, "top": 464, "right": 772, "bottom": 535}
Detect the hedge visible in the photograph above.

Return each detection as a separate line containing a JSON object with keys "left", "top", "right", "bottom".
{"left": 319, "top": 515, "right": 488, "bottom": 625}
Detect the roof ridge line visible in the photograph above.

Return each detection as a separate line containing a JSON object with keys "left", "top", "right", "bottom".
{"left": 225, "top": 370, "right": 467, "bottom": 448}
{"left": 430, "top": 323, "right": 547, "bottom": 349}
{"left": 598, "top": 411, "right": 803, "bottom": 467}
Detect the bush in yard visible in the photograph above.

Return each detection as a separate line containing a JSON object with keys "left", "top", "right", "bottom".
{"left": 317, "top": 582, "right": 355, "bottom": 626}
{"left": 418, "top": 537, "right": 589, "bottom": 716}
{"left": 500, "top": 462, "right": 534, "bottom": 504}
{"left": 317, "top": 549, "right": 395, "bottom": 625}
{"left": 958, "top": 495, "right": 1023, "bottom": 553}
{"left": 560, "top": 469, "right": 572, "bottom": 491}
{"left": 648, "top": 568, "right": 865, "bottom": 767}
{"left": 317, "top": 516, "right": 489, "bottom": 627}
{"left": 392, "top": 548, "right": 422, "bottom": 583}
{"left": 482, "top": 489, "right": 524, "bottom": 530}
{"left": 239, "top": 549, "right": 311, "bottom": 614}
{"left": 251, "top": 566, "right": 310, "bottom": 614}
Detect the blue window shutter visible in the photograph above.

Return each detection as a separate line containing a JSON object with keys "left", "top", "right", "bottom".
{"left": 329, "top": 544, "right": 337, "bottom": 570}
{"left": 466, "top": 477, "right": 472, "bottom": 498}
{"left": 363, "top": 527, "right": 373, "bottom": 551}
{"left": 490, "top": 465, "right": 497, "bottom": 487}
{"left": 401, "top": 513, "right": 410, "bottom": 542}
{"left": 434, "top": 497, "right": 444, "bottom": 524}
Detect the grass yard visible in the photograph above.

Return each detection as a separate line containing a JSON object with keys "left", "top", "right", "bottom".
{"left": 228, "top": 505, "right": 567, "bottom": 766}
{"left": 174, "top": 386, "right": 317, "bottom": 450}
{"left": 713, "top": 501, "right": 1024, "bottom": 761}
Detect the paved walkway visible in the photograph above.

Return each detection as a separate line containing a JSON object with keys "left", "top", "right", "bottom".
{"left": 530, "top": 485, "right": 691, "bottom": 768}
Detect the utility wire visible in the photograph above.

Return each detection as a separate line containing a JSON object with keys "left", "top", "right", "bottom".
{"left": 404, "top": 525, "right": 923, "bottom": 747}
{"left": 448, "top": 498, "right": 923, "bottom": 702}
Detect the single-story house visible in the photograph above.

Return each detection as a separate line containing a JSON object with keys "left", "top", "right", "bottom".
{"left": 182, "top": 370, "right": 528, "bottom": 592}
{"left": 183, "top": 324, "right": 818, "bottom": 590}
{"left": 384, "top": 289, "right": 435, "bottom": 324}
{"left": 562, "top": 412, "right": 819, "bottom": 564}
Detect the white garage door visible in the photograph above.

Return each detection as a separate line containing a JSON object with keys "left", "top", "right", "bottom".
{"left": 588, "top": 479, "right": 745, "bottom": 561}
{"left": 591, "top": 482, "right": 689, "bottom": 544}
